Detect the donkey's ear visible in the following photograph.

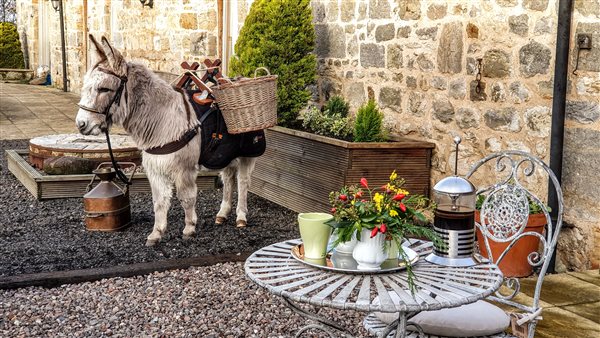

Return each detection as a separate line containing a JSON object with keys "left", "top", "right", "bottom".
{"left": 100, "top": 36, "right": 127, "bottom": 76}
{"left": 89, "top": 34, "right": 107, "bottom": 66}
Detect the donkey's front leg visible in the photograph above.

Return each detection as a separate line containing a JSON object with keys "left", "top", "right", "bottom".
{"left": 235, "top": 157, "right": 257, "bottom": 228}
{"left": 146, "top": 173, "right": 173, "bottom": 246}
{"left": 175, "top": 169, "right": 198, "bottom": 240}
{"left": 216, "top": 166, "right": 235, "bottom": 225}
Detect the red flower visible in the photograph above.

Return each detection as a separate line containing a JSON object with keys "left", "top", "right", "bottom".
{"left": 330, "top": 207, "right": 336, "bottom": 213}
{"left": 355, "top": 191, "right": 363, "bottom": 198}
{"left": 339, "top": 194, "right": 348, "bottom": 201}
{"left": 380, "top": 223, "right": 387, "bottom": 233}
{"left": 392, "top": 194, "right": 406, "bottom": 201}
{"left": 370, "top": 227, "right": 379, "bottom": 238}
{"left": 360, "top": 178, "right": 369, "bottom": 189}
{"left": 399, "top": 203, "right": 407, "bottom": 212}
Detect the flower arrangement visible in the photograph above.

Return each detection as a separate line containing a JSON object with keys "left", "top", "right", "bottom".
{"left": 327, "top": 171, "right": 441, "bottom": 291}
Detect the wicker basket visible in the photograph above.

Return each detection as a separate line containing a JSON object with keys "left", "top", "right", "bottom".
{"left": 212, "top": 67, "right": 278, "bottom": 134}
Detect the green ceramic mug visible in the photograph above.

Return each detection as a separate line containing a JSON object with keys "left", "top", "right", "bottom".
{"left": 298, "top": 212, "right": 333, "bottom": 259}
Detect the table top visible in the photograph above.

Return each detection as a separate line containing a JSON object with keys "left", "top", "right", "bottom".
{"left": 245, "top": 239, "right": 504, "bottom": 314}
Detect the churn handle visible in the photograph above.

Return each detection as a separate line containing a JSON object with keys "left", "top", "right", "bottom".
{"left": 118, "top": 162, "right": 137, "bottom": 194}
{"left": 86, "top": 162, "right": 112, "bottom": 192}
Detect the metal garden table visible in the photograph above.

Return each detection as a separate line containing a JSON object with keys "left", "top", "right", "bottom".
{"left": 245, "top": 239, "right": 504, "bottom": 338}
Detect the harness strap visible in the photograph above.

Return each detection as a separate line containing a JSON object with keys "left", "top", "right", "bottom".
{"left": 144, "top": 127, "right": 199, "bottom": 155}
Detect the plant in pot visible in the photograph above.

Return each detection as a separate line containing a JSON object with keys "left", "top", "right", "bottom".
{"left": 327, "top": 171, "right": 441, "bottom": 291}
{"left": 475, "top": 194, "right": 549, "bottom": 278}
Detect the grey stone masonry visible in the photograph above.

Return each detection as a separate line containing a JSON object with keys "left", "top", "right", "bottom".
{"left": 361, "top": 43, "right": 385, "bottom": 68}
{"left": 433, "top": 95, "right": 455, "bottom": 123}
{"left": 524, "top": 0, "right": 549, "bottom": 11}
{"left": 509, "top": 14, "right": 529, "bottom": 37}
{"left": 483, "top": 49, "right": 511, "bottom": 78}
{"left": 566, "top": 101, "right": 600, "bottom": 124}
{"left": 376, "top": 24, "right": 395, "bottom": 42}
{"left": 315, "top": 24, "right": 346, "bottom": 59}
{"left": 437, "top": 22, "right": 463, "bottom": 74}
{"left": 387, "top": 44, "right": 403, "bottom": 69}
{"left": 379, "top": 87, "right": 402, "bottom": 112}
{"left": 369, "top": 0, "right": 390, "bottom": 19}
{"left": 397, "top": 0, "right": 421, "bottom": 20}
{"left": 519, "top": 41, "right": 552, "bottom": 77}
{"left": 341, "top": 1, "right": 355, "bottom": 22}
{"left": 574, "top": 23, "right": 600, "bottom": 72}
{"left": 484, "top": 108, "right": 521, "bottom": 132}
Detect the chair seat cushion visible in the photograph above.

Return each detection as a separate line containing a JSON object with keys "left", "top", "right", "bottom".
{"left": 374, "top": 294, "right": 510, "bottom": 337}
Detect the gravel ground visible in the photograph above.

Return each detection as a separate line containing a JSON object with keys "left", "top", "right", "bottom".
{"left": 0, "top": 262, "right": 370, "bottom": 337}
{"left": 0, "top": 140, "right": 299, "bottom": 277}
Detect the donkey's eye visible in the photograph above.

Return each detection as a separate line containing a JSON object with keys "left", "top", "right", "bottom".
{"left": 98, "top": 87, "right": 113, "bottom": 93}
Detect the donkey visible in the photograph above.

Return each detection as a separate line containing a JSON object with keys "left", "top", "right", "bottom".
{"left": 76, "top": 35, "right": 257, "bottom": 246}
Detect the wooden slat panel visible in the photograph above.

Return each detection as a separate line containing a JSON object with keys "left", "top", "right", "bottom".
{"left": 6, "top": 150, "right": 40, "bottom": 198}
{"left": 250, "top": 176, "right": 329, "bottom": 213}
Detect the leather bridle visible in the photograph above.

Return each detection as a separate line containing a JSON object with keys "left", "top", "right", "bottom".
{"left": 78, "top": 66, "right": 131, "bottom": 186}
{"left": 77, "top": 67, "right": 128, "bottom": 119}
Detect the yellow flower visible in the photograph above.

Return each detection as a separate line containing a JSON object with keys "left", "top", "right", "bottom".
{"left": 389, "top": 209, "right": 398, "bottom": 217}
{"left": 389, "top": 171, "right": 397, "bottom": 181}
{"left": 396, "top": 188, "right": 410, "bottom": 196}
{"left": 374, "top": 193, "right": 384, "bottom": 212}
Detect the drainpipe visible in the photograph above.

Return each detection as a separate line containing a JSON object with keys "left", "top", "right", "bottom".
{"left": 58, "top": 0, "right": 68, "bottom": 92}
{"left": 547, "top": 0, "right": 573, "bottom": 273}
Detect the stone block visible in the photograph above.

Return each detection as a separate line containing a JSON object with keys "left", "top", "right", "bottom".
{"left": 387, "top": 44, "right": 403, "bottom": 69}
{"left": 466, "top": 23, "right": 479, "bottom": 38}
{"left": 524, "top": 0, "right": 549, "bottom": 11}
{"left": 431, "top": 76, "right": 447, "bottom": 90}
{"left": 376, "top": 23, "right": 395, "bottom": 42}
{"left": 537, "top": 80, "right": 554, "bottom": 99}
{"left": 416, "top": 54, "right": 434, "bottom": 71}
{"left": 449, "top": 79, "right": 466, "bottom": 99}
{"left": 427, "top": 3, "right": 447, "bottom": 20}
{"left": 524, "top": 106, "right": 551, "bottom": 137}
{"left": 482, "top": 49, "right": 511, "bottom": 78}
{"left": 519, "top": 41, "right": 552, "bottom": 77}
{"left": 484, "top": 108, "right": 521, "bottom": 132}
{"left": 327, "top": 0, "right": 339, "bottom": 20}
{"left": 437, "top": 22, "right": 463, "bottom": 74}
{"left": 566, "top": 101, "right": 600, "bottom": 124}
{"left": 345, "top": 82, "right": 366, "bottom": 108}
{"left": 379, "top": 87, "right": 401, "bottom": 112}
{"left": 397, "top": 26, "right": 411, "bottom": 38}
{"left": 575, "top": 0, "right": 600, "bottom": 17}
{"left": 496, "top": 0, "right": 518, "bottom": 6}
{"left": 360, "top": 43, "right": 385, "bottom": 68}
{"left": 315, "top": 24, "right": 346, "bottom": 59}
{"left": 456, "top": 107, "right": 480, "bottom": 129}
{"left": 341, "top": 0, "right": 355, "bottom": 22}
{"left": 396, "top": 0, "right": 421, "bottom": 20}
{"left": 432, "top": 95, "right": 454, "bottom": 123}
{"left": 408, "top": 92, "right": 426, "bottom": 116}
{"left": 406, "top": 76, "right": 417, "bottom": 89}
{"left": 369, "top": 0, "right": 391, "bottom": 19}
{"left": 509, "top": 14, "right": 529, "bottom": 36}
{"left": 509, "top": 82, "right": 531, "bottom": 103}
{"left": 416, "top": 27, "right": 438, "bottom": 40}
{"left": 313, "top": 2, "right": 326, "bottom": 23}
{"left": 574, "top": 22, "right": 600, "bottom": 72}
{"left": 466, "top": 57, "right": 478, "bottom": 75}
{"left": 180, "top": 13, "right": 198, "bottom": 30}
{"left": 43, "top": 156, "right": 95, "bottom": 175}
{"left": 489, "top": 84, "right": 506, "bottom": 104}
{"left": 534, "top": 16, "right": 553, "bottom": 35}
{"left": 469, "top": 80, "right": 487, "bottom": 101}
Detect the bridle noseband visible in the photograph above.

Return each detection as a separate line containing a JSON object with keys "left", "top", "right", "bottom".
{"left": 77, "top": 67, "right": 128, "bottom": 119}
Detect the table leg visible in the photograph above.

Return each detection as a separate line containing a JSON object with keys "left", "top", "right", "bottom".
{"left": 283, "top": 298, "right": 354, "bottom": 338}
{"left": 379, "top": 312, "right": 424, "bottom": 338}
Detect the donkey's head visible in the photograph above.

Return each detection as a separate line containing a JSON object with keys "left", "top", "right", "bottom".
{"left": 76, "top": 35, "right": 128, "bottom": 135}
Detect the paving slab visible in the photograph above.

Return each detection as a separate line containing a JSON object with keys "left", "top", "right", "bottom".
{"left": 562, "top": 301, "right": 600, "bottom": 323}
{"left": 535, "top": 306, "right": 600, "bottom": 338}
{"left": 569, "top": 270, "right": 600, "bottom": 287}
{"left": 519, "top": 272, "right": 600, "bottom": 307}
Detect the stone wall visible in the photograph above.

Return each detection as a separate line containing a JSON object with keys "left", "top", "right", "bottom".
{"left": 300, "top": 0, "right": 599, "bottom": 271}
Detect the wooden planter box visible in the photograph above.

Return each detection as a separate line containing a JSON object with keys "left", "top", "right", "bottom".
{"left": 250, "top": 126, "right": 435, "bottom": 213}
{"left": 6, "top": 149, "right": 219, "bottom": 200}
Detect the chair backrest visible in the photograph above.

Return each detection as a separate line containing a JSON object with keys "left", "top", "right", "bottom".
{"left": 465, "top": 150, "right": 564, "bottom": 337}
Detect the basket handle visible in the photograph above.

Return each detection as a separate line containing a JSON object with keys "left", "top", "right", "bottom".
{"left": 217, "top": 77, "right": 233, "bottom": 85}
{"left": 254, "top": 67, "right": 270, "bottom": 78}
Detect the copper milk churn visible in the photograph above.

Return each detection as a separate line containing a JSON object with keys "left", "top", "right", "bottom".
{"left": 83, "top": 162, "right": 136, "bottom": 231}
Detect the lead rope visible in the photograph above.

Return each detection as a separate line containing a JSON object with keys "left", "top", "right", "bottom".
{"left": 105, "top": 128, "right": 132, "bottom": 186}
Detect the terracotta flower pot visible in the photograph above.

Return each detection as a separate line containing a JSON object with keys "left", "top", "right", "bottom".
{"left": 475, "top": 211, "right": 546, "bottom": 278}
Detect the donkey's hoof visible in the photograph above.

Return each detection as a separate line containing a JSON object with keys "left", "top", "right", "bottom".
{"left": 182, "top": 233, "right": 195, "bottom": 241}
{"left": 215, "top": 216, "right": 227, "bottom": 225}
{"left": 236, "top": 220, "right": 247, "bottom": 228}
{"left": 145, "top": 238, "right": 160, "bottom": 247}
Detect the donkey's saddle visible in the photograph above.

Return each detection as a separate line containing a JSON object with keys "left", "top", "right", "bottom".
{"left": 189, "top": 91, "right": 266, "bottom": 170}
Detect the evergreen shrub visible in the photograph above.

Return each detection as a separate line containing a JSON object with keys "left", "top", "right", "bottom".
{"left": 324, "top": 95, "right": 350, "bottom": 118}
{"left": 0, "top": 22, "right": 24, "bottom": 69}
{"left": 229, "top": 0, "right": 316, "bottom": 128}
{"left": 354, "top": 99, "right": 387, "bottom": 142}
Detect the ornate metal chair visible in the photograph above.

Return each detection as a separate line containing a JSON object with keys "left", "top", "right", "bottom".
{"left": 364, "top": 151, "right": 564, "bottom": 338}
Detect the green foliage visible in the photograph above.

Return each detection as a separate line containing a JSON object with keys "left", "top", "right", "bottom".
{"left": 0, "top": 22, "right": 24, "bottom": 69}
{"left": 354, "top": 99, "right": 386, "bottom": 142}
{"left": 229, "top": 0, "right": 316, "bottom": 128}
{"left": 302, "top": 106, "right": 353, "bottom": 141}
{"left": 324, "top": 95, "right": 350, "bottom": 118}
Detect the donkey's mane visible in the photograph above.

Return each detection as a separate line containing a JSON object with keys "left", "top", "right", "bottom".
{"left": 113, "top": 62, "right": 198, "bottom": 150}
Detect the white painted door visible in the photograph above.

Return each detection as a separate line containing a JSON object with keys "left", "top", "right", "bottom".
{"left": 37, "top": 0, "right": 51, "bottom": 69}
